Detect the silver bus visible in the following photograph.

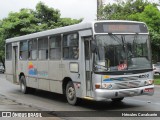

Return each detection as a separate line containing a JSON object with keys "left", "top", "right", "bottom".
{"left": 5, "top": 20, "right": 154, "bottom": 105}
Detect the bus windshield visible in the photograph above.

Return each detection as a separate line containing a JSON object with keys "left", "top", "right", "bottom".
{"left": 94, "top": 34, "right": 152, "bottom": 72}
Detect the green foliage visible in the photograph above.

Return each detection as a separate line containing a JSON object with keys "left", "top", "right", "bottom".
{"left": 0, "top": 2, "right": 82, "bottom": 66}
{"left": 154, "top": 75, "right": 160, "bottom": 85}
{"left": 101, "top": 0, "right": 160, "bottom": 62}
{"left": 58, "top": 18, "right": 83, "bottom": 27}
{"left": 1, "top": 9, "right": 39, "bottom": 38}
{"left": 35, "top": 2, "right": 61, "bottom": 29}
{"left": 102, "top": 0, "right": 151, "bottom": 20}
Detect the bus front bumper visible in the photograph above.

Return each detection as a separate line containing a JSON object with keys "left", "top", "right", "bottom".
{"left": 94, "top": 85, "right": 154, "bottom": 101}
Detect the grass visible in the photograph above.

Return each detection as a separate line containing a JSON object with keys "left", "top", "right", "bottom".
{"left": 154, "top": 75, "right": 160, "bottom": 85}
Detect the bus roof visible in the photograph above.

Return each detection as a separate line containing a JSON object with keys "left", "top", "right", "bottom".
{"left": 6, "top": 20, "right": 146, "bottom": 43}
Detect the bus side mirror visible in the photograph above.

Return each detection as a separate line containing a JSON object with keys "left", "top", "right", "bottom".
{"left": 91, "top": 40, "right": 97, "bottom": 53}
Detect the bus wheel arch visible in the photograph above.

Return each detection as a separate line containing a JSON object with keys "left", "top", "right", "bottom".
{"left": 62, "top": 77, "right": 79, "bottom": 105}
{"left": 62, "top": 77, "right": 72, "bottom": 95}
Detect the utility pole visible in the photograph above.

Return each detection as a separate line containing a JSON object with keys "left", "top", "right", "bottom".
{"left": 97, "top": 0, "right": 103, "bottom": 20}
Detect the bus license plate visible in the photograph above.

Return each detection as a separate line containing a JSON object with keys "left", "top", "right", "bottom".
{"left": 144, "top": 88, "right": 154, "bottom": 93}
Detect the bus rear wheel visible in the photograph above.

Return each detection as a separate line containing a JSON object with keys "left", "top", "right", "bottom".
{"left": 111, "top": 97, "right": 124, "bottom": 102}
{"left": 66, "top": 81, "right": 78, "bottom": 105}
{"left": 19, "top": 76, "right": 29, "bottom": 94}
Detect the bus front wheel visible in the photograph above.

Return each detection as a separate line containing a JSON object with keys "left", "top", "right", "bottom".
{"left": 66, "top": 81, "right": 78, "bottom": 105}
{"left": 19, "top": 76, "right": 29, "bottom": 94}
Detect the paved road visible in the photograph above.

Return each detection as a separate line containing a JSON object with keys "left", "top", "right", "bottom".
{"left": 0, "top": 74, "right": 160, "bottom": 120}
{"left": 0, "top": 74, "right": 62, "bottom": 120}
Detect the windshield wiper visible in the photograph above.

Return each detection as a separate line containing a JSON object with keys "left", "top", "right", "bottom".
{"left": 109, "top": 34, "right": 123, "bottom": 45}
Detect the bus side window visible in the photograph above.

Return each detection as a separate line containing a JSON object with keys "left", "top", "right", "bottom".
{"left": 49, "top": 35, "right": 61, "bottom": 60}
{"left": 6, "top": 43, "right": 12, "bottom": 60}
{"left": 63, "top": 33, "right": 79, "bottom": 60}
{"left": 38, "top": 37, "right": 48, "bottom": 60}
{"left": 29, "top": 39, "right": 37, "bottom": 60}
{"left": 20, "top": 41, "right": 28, "bottom": 60}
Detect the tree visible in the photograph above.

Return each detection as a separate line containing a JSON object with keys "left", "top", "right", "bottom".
{"left": 1, "top": 9, "right": 39, "bottom": 37}
{"left": 100, "top": 0, "right": 160, "bottom": 62}
{"left": 101, "top": 0, "right": 151, "bottom": 20}
{"left": 0, "top": 2, "right": 82, "bottom": 67}
{"left": 34, "top": 2, "right": 82, "bottom": 29}
{"left": 35, "top": 2, "right": 61, "bottom": 29}
{"left": 128, "top": 4, "right": 160, "bottom": 61}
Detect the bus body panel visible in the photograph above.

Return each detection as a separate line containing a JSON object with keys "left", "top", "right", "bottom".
{"left": 19, "top": 61, "right": 28, "bottom": 76}
{"left": 48, "top": 61, "right": 63, "bottom": 94}
{"left": 61, "top": 60, "right": 81, "bottom": 97}
{"left": 5, "top": 61, "right": 13, "bottom": 83}
{"left": 28, "top": 76, "right": 38, "bottom": 89}
{"left": 27, "top": 61, "right": 38, "bottom": 88}
{"left": 37, "top": 61, "right": 49, "bottom": 91}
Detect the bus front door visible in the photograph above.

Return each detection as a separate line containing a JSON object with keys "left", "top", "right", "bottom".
{"left": 84, "top": 37, "right": 93, "bottom": 97}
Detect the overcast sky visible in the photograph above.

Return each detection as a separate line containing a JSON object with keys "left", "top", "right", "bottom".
{"left": 0, "top": 0, "right": 159, "bottom": 22}
{"left": 0, "top": 0, "right": 108, "bottom": 22}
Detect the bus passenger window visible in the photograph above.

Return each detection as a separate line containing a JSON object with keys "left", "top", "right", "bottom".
{"left": 38, "top": 37, "right": 48, "bottom": 60}
{"left": 20, "top": 41, "right": 28, "bottom": 60}
{"left": 63, "top": 33, "right": 79, "bottom": 60}
{"left": 49, "top": 35, "right": 61, "bottom": 60}
{"left": 63, "top": 48, "right": 69, "bottom": 59}
{"left": 29, "top": 39, "right": 37, "bottom": 60}
{"left": 6, "top": 43, "right": 12, "bottom": 60}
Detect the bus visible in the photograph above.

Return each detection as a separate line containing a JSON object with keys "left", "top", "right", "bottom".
{"left": 5, "top": 20, "right": 154, "bottom": 105}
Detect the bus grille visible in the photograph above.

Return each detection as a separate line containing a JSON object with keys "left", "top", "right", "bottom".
{"left": 115, "top": 81, "right": 141, "bottom": 89}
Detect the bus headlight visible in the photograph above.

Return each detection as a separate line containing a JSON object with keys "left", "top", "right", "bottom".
{"left": 148, "top": 80, "right": 154, "bottom": 85}
{"left": 144, "top": 80, "right": 154, "bottom": 85}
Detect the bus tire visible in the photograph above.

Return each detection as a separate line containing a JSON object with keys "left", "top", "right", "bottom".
{"left": 111, "top": 97, "right": 124, "bottom": 102}
{"left": 19, "top": 76, "right": 29, "bottom": 94}
{"left": 66, "top": 81, "right": 78, "bottom": 105}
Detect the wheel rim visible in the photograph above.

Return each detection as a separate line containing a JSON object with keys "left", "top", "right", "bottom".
{"left": 21, "top": 82, "right": 25, "bottom": 92}
{"left": 20, "top": 76, "right": 26, "bottom": 93}
{"left": 67, "top": 86, "right": 75, "bottom": 100}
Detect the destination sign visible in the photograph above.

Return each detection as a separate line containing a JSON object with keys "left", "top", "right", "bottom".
{"left": 94, "top": 22, "right": 148, "bottom": 33}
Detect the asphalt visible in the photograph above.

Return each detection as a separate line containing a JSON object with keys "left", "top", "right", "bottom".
{"left": 0, "top": 94, "right": 62, "bottom": 120}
